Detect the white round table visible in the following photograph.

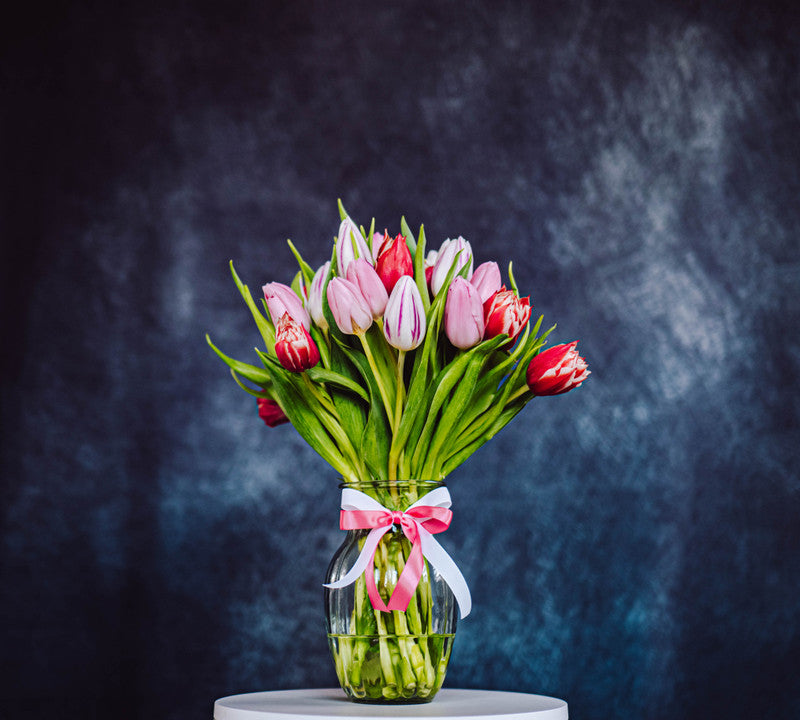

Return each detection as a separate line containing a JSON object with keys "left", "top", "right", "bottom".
{"left": 214, "top": 689, "right": 568, "bottom": 719}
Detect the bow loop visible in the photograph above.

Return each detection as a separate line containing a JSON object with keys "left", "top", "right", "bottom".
{"left": 324, "top": 487, "right": 471, "bottom": 618}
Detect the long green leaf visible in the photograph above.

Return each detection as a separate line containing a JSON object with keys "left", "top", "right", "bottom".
{"left": 207, "top": 335, "right": 272, "bottom": 386}
{"left": 306, "top": 367, "right": 369, "bottom": 403}
{"left": 229, "top": 261, "right": 275, "bottom": 352}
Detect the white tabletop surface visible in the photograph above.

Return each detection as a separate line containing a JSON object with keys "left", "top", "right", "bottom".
{"left": 214, "top": 688, "right": 568, "bottom": 720}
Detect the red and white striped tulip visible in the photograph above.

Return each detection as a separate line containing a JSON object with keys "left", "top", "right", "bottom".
{"left": 263, "top": 282, "right": 311, "bottom": 331}
{"left": 483, "top": 288, "right": 531, "bottom": 343}
{"left": 346, "top": 257, "right": 388, "bottom": 319}
{"left": 274, "top": 313, "right": 320, "bottom": 372}
{"left": 444, "top": 277, "right": 485, "bottom": 349}
{"left": 375, "top": 232, "right": 414, "bottom": 294}
{"left": 470, "top": 261, "right": 502, "bottom": 304}
{"left": 383, "top": 275, "right": 426, "bottom": 351}
{"left": 326, "top": 277, "right": 374, "bottom": 335}
{"left": 336, "top": 217, "right": 373, "bottom": 276}
{"left": 526, "top": 342, "right": 590, "bottom": 395}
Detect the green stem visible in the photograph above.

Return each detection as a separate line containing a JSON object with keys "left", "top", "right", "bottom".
{"left": 358, "top": 332, "right": 396, "bottom": 432}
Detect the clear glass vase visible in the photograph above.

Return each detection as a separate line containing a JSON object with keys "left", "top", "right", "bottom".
{"left": 324, "top": 480, "right": 457, "bottom": 704}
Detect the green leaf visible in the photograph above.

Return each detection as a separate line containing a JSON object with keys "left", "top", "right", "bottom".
{"left": 413, "top": 224, "right": 430, "bottom": 315}
{"left": 508, "top": 261, "right": 519, "bottom": 296}
{"left": 261, "top": 361, "right": 353, "bottom": 478}
{"left": 327, "top": 341, "right": 368, "bottom": 457}
{"left": 401, "top": 216, "right": 416, "bottom": 254}
{"left": 336, "top": 340, "right": 390, "bottom": 480}
{"left": 306, "top": 367, "right": 369, "bottom": 403}
{"left": 420, "top": 336, "right": 507, "bottom": 478}
{"left": 337, "top": 198, "right": 348, "bottom": 221}
{"left": 207, "top": 334, "right": 272, "bottom": 387}
{"left": 229, "top": 261, "right": 275, "bottom": 352}
{"left": 230, "top": 369, "right": 271, "bottom": 398}
{"left": 287, "top": 239, "right": 316, "bottom": 287}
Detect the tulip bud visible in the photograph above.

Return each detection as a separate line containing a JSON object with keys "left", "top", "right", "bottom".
{"left": 372, "top": 231, "right": 388, "bottom": 259}
{"left": 307, "top": 261, "right": 331, "bottom": 330}
{"left": 483, "top": 288, "right": 531, "bottom": 343}
{"left": 526, "top": 342, "right": 590, "bottom": 395}
{"left": 346, "top": 257, "right": 388, "bottom": 318}
{"left": 444, "top": 277, "right": 485, "bottom": 349}
{"left": 424, "top": 250, "right": 438, "bottom": 288}
{"left": 336, "top": 217, "right": 372, "bottom": 276}
{"left": 470, "top": 261, "right": 502, "bottom": 304}
{"left": 274, "top": 313, "right": 320, "bottom": 372}
{"left": 430, "top": 236, "right": 473, "bottom": 296}
{"left": 257, "top": 396, "right": 290, "bottom": 427}
{"left": 263, "top": 282, "right": 311, "bottom": 331}
{"left": 375, "top": 232, "right": 414, "bottom": 293}
{"left": 383, "top": 275, "right": 426, "bottom": 351}
{"left": 326, "top": 277, "right": 374, "bottom": 335}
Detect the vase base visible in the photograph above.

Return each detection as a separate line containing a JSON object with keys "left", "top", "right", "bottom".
{"left": 328, "top": 633, "right": 455, "bottom": 704}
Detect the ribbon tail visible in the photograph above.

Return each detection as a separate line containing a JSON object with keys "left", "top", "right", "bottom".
{"left": 323, "top": 526, "right": 389, "bottom": 589}
{"left": 386, "top": 539, "right": 425, "bottom": 612}
{"left": 419, "top": 527, "right": 472, "bottom": 618}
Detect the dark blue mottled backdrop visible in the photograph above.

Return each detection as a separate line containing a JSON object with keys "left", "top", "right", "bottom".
{"left": 2, "top": 1, "right": 799, "bottom": 718}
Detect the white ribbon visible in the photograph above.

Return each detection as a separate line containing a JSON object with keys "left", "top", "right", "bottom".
{"left": 324, "top": 487, "right": 472, "bottom": 618}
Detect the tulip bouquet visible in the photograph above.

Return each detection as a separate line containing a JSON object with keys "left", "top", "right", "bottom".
{"left": 207, "top": 201, "right": 588, "bottom": 702}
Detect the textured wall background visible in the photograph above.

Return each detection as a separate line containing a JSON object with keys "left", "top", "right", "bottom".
{"left": 2, "top": 1, "right": 799, "bottom": 718}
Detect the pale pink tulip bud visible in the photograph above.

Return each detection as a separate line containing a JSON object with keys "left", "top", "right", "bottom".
{"left": 274, "top": 313, "right": 320, "bottom": 372}
{"left": 326, "top": 277, "right": 373, "bottom": 335}
{"left": 470, "top": 261, "right": 502, "bottom": 304}
{"left": 383, "top": 276, "right": 426, "bottom": 351}
{"left": 336, "top": 217, "right": 373, "bottom": 276}
{"left": 307, "top": 261, "right": 331, "bottom": 330}
{"left": 526, "top": 341, "right": 590, "bottom": 395}
{"left": 430, "top": 236, "right": 473, "bottom": 296}
{"left": 444, "top": 277, "right": 485, "bottom": 349}
{"left": 346, "top": 257, "right": 388, "bottom": 319}
{"left": 263, "top": 282, "right": 311, "bottom": 331}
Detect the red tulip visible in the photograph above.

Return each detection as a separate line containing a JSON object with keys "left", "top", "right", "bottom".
{"left": 526, "top": 341, "right": 590, "bottom": 395}
{"left": 257, "top": 397, "right": 289, "bottom": 427}
{"left": 375, "top": 232, "right": 414, "bottom": 293}
{"left": 274, "top": 313, "right": 320, "bottom": 372}
{"left": 483, "top": 288, "right": 531, "bottom": 343}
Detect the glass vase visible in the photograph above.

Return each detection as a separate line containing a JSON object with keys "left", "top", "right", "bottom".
{"left": 324, "top": 480, "right": 457, "bottom": 704}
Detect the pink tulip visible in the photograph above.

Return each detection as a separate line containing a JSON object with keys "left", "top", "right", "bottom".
{"left": 526, "top": 342, "right": 590, "bottom": 395}
{"left": 483, "top": 288, "right": 531, "bottom": 343}
{"left": 274, "top": 313, "right": 320, "bottom": 372}
{"left": 383, "top": 276, "right": 426, "bottom": 351}
{"left": 444, "top": 277, "right": 485, "bottom": 349}
{"left": 326, "top": 277, "right": 374, "bottom": 335}
{"left": 336, "top": 217, "right": 373, "bottom": 276}
{"left": 470, "top": 261, "right": 502, "bottom": 304}
{"left": 263, "top": 282, "right": 311, "bottom": 331}
{"left": 257, "top": 397, "right": 289, "bottom": 427}
{"left": 346, "top": 257, "right": 388, "bottom": 318}
{"left": 430, "top": 236, "right": 473, "bottom": 296}
{"left": 375, "top": 232, "right": 414, "bottom": 293}
{"left": 307, "top": 261, "right": 331, "bottom": 330}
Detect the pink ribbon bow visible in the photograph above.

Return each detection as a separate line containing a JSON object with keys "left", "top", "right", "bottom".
{"left": 339, "top": 504, "right": 452, "bottom": 612}
{"left": 323, "top": 487, "right": 472, "bottom": 617}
